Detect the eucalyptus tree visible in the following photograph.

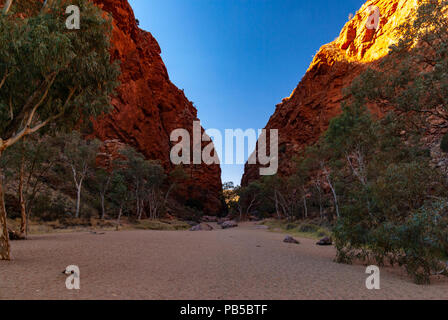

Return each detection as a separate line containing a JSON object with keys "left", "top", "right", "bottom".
{"left": 119, "top": 148, "right": 167, "bottom": 220}
{"left": 62, "top": 132, "right": 101, "bottom": 219}
{"left": 0, "top": 135, "right": 59, "bottom": 237}
{"left": 0, "top": 0, "right": 119, "bottom": 260}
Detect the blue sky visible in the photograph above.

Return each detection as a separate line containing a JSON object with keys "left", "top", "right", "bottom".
{"left": 129, "top": 0, "right": 365, "bottom": 185}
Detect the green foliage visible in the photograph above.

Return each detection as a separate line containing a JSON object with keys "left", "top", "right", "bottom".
{"left": 0, "top": 128, "right": 186, "bottom": 224}
{"left": 341, "top": 0, "right": 448, "bottom": 134}
{"left": 261, "top": 219, "right": 332, "bottom": 240}
{"left": 334, "top": 201, "right": 448, "bottom": 284}
{"left": 131, "top": 219, "right": 190, "bottom": 231}
{"left": 117, "top": 147, "right": 167, "bottom": 220}
{"left": 325, "top": 0, "right": 448, "bottom": 284}
{"left": 0, "top": 0, "right": 119, "bottom": 146}
{"left": 327, "top": 102, "right": 448, "bottom": 283}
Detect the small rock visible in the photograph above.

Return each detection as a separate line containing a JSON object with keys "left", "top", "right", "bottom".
{"left": 221, "top": 221, "right": 238, "bottom": 229}
{"left": 217, "top": 217, "right": 230, "bottom": 225}
{"left": 201, "top": 215, "right": 218, "bottom": 223}
{"left": 190, "top": 223, "right": 214, "bottom": 231}
{"left": 284, "top": 236, "right": 300, "bottom": 244}
{"left": 90, "top": 231, "right": 105, "bottom": 235}
{"left": 316, "top": 237, "right": 333, "bottom": 246}
{"left": 186, "top": 221, "right": 199, "bottom": 227}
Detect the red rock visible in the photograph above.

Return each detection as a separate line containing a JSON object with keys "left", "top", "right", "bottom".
{"left": 91, "top": 0, "right": 223, "bottom": 214}
{"left": 242, "top": 0, "right": 418, "bottom": 185}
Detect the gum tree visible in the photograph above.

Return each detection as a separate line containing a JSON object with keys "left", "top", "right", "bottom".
{"left": 62, "top": 132, "right": 101, "bottom": 219}
{"left": 0, "top": 135, "right": 59, "bottom": 237}
{"left": 0, "top": 0, "right": 119, "bottom": 260}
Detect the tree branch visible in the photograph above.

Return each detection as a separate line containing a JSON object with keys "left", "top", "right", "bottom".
{"left": 0, "top": 69, "right": 9, "bottom": 90}
{"left": 2, "top": 0, "right": 13, "bottom": 14}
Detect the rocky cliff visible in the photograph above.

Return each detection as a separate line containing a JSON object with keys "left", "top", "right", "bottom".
{"left": 242, "top": 0, "right": 418, "bottom": 185}
{"left": 91, "top": 0, "right": 223, "bottom": 214}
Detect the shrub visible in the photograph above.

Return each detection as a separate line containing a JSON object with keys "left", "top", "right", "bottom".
{"left": 335, "top": 201, "right": 448, "bottom": 284}
{"left": 298, "top": 223, "right": 320, "bottom": 233}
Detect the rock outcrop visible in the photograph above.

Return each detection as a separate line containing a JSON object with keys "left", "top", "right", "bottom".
{"left": 242, "top": 0, "right": 418, "bottom": 185}
{"left": 91, "top": 0, "right": 223, "bottom": 214}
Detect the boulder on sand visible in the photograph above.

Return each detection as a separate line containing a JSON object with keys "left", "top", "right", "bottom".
{"left": 283, "top": 236, "right": 300, "bottom": 244}
{"left": 186, "top": 221, "right": 199, "bottom": 227}
{"left": 217, "top": 216, "right": 231, "bottom": 225}
{"left": 8, "top": 228, "right": 26, "bottom": 241}
{"left": 201, "top": 216, "right": 218, "bottom": 223}
{"left": 221, "top": 221, "right": 238, "bottom": 229}
{"left": 190, "top": 223, "right": 214, "bottom": 231}
{"left": 316, "top": 237, "right": 333, "bottom": 246}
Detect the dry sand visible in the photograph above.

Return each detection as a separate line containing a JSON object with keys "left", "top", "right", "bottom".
{"left": 0, "top": 222, "right": 447, "bottom": 300}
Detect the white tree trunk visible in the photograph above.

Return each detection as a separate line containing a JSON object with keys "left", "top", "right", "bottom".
{"left": 100, "top": 193, "right": 105, "bottom": 220}
{"left": 41, "top": 0, "right": 54, "bottom": 11}
{"left": 3, "top": 0, "right": 13, "bottom": 14}
{"left": 274, "top": 190, "right": 281, "bottom": 219}
{"left": 137, "top": 199, "right": 144, "bottom": 220}
{"left": 75, "top": 183, "right": 82, "bottom": 218}
{"left": 323, "top": 165, "right": 339, "bottom": 219}
{"left": 303, "top": 195, "right": 308, "bottom": 219}
{"left": 117, "top": 204, "right": 123, "bottom": 225}
{"left": 328, "top": 179, "right": 339, "bottom": 219}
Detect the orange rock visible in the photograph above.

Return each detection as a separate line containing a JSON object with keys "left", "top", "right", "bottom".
{"left": 242, "top": 0, "right": 418, "bottom": 185}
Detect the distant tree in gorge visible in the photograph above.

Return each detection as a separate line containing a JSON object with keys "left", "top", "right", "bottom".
{"left": 118, "top": 147, "right": 147, "bottom": 220}
{"left": 142, "top": 161, "right": 166, "bottom": 220}
{"left": 222, "top": 182, "right": 234, "bottom": 191}
{"left": 163, "top": 165, "right": 188, "bottom": 210}
{"left": 0, "top": 0, "right": 120, "bottom": 260}
{"left": 234, "top": 182, "right": 262, "bottom": 220}
{"left": 95, "top": 167, "right": 113, "bottom": 220}
{"left": 108, "top": 170, "right": 130, "bottom": 225}
{"left": 118, "top": 147, "right": 167, "bottom": 220}
{"left": 62, "top": 132, "right": 101, "bottom": 219}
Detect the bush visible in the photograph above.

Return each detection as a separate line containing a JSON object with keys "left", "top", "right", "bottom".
{"left": 298, "top": 223, "right": 320, "bottom": 233}
{"left": 335, "top": 201, "right": 448, "bottom": 284}
{"left": 286, "top": 223, "right": 299, "bottom": 230}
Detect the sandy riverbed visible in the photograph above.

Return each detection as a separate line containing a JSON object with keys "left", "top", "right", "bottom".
{"left": 1, "top": 222, "right": 447, "bottom": 300}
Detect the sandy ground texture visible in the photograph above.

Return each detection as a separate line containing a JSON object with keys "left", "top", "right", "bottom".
{"left": 1, "top": 222, "right": 447, "bottom": 300}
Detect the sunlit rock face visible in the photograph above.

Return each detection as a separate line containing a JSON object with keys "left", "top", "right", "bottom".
{"left": 92, "top": 0, "right": 223, "bottom": 214}
{"left": 242, "top": 0, "right": 418, "bottom": 185}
